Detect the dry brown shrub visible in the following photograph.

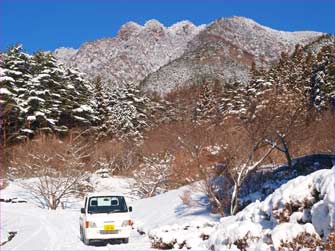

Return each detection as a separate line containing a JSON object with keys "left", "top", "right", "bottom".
{"left": 151, "top": 238, "right": 176, "bottom": 250}
{"left": 324, "top": 231, "right": 335, "bottom": 250}
{"left": 7, "top": 134, "right": 85, "bottom": 178}
{"left": 141, "top": 121, "right": 226, "bottom": 187}
{"left": 279, "top": 232, "right": 323, "bottom": 250}
{"left": 234, "top": 232, "right": 260, "bottom": 251}
{"left": 0, "top": 179, "right": 8, "bottom": 190}
{"left": 91, "top": 140, "right": 141, "bottom": 175}
{"left": 179, "top": 190, "right": 198, "bottom": 207}
{"left": 141, "top": 123, "right": 177, "bottom": 157}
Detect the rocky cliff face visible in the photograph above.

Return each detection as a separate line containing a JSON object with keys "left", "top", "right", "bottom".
{"left": 55, "top": 16, "right": 323, "bottom": 95}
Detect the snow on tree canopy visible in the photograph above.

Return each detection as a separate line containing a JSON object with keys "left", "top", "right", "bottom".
{"left": 0, "top": 76, "right": 15, "bottom": 82}
{"left": 91, "top": 80, "right": 154, "bottom": 141}
{"left": 0, "top": 45, "right": 97, "bottom": 144}
{"left": 0, "top": 87, "right": 13, "bottom": 95}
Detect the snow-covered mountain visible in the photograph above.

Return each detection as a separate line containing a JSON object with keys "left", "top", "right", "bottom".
{"left": 55, "top": 19, "right": 205, "bottom": 87}
{"left": 141, "top": 16, "right": 324, "bottom": 94}
{"left": 54, "top": 16, "right": 323, "bottom": 94}
{"left": 53, "top": 47, "right": 77, "bottom": 63}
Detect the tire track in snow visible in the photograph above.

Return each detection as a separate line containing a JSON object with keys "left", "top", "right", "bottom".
{"left": 1, "top": 205, "right": 47, "bottom": 250}
{"left": 39, "top": 213, "right": 59, "bottom": 250}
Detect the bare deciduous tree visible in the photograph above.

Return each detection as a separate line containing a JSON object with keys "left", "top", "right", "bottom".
{"left": 253, "top": 86, "right": 309, "bottom": 168}
{"left": 174, "top": 123, "right": 226, "bottom": 216}
{"left": 10, "top": 134, "right": 93, "bottom": 209}
{"left": 20, "top": 155, "right": 90, "bottom": 209}
{"left": 227, "top": 141, "right": 275, "bottom": 215}
{"left": 133, "top": 152, "right": 173, "bottom": 198}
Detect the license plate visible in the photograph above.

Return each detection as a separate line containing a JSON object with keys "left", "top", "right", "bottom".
{"left": 104, "top": 224, "right": 115, "bottom": 231}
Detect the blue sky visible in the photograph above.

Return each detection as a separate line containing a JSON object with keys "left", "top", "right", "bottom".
{"left": 1, "top": 0, "right": 334, "bottom": 53}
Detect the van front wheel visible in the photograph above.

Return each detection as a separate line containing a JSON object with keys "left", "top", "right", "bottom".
{"left": 82, "top": 231, "right": 91, "bottom": 245}
{"left": 79, "top": 227, "right": 83, "bottom": 241}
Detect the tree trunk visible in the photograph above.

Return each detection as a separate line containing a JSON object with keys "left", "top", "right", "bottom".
{"left": 148, "top": 183, "right": 159, "bottom": 197}
{"left": 230, "top": 145, "right": 275, "bottom": 215}
{"left": 284, "top": 148, "right": 292, "bottom": 168}
{"left": 279, "top": 135, "right": 292, "bottom": 168}
{"left": 206, "top": 182, "right": 225, "bottom": 216}
{"left": 49, "top": 195, "right": 60, "bottom": 210}
{"left": 3, "top": 122, "right": 6, "bottom": 147}
{"left": 230, "top": 183, "right": 239, "bottom": 215}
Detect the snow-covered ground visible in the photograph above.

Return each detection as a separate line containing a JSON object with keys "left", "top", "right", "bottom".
{"left": 0, "top": 175, "right": 218, "bottom": 250}
{"left": 148, "top": 167, "right": 334, "bottom": 250}
{"left": 0, "top": 167, "right": 333, "bottom": 250}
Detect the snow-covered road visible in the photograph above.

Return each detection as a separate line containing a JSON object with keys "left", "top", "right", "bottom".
{"left": 1, "top": 203, "right": 151, "bottom": 250}
{"left": 0, "top": 177, "right": 217, "bottom": 250}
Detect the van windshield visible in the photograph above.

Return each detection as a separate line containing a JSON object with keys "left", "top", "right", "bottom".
{"left": 87, "top": 196, "right": 128, "bottom": 214}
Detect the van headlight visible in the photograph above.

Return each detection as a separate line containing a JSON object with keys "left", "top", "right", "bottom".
{"left": 122, "top": 220, "right": 133, "bottom": 227}
{"left": 85, "top": 221, "right": 97, "bottom": 228}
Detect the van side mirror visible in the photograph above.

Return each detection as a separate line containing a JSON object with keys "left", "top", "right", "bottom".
{"left": 128, "top": 206, "right": 132, "bottom": 212}
{"left": 80, "top": 208, "right": 85, "bottom": 214}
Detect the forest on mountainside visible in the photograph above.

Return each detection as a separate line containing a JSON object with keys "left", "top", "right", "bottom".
{"left": 0, "top": 35, "right": 334, "bottom": 213}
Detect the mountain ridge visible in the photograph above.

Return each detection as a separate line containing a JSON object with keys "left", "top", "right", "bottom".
{"left": 54, "top": 16, "right": 324, "bottom": 94}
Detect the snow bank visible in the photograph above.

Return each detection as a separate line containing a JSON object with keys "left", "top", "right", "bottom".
{"left": 149, "top": 221, "right": 215, "bottom": 249}
{"left": 147, "top": 168, "right": 334, "bottom": 250}
{"left": 206, "top": 167, "right": 334, "bottom": 250}
{"left": 271, "top": 223, "right": 319, "bottom": 248}
{"left": 209, "top": 217, "right": 264, "bottom": 249}
{"left": 130, "top": 183, "right": 219, "bottom": 249}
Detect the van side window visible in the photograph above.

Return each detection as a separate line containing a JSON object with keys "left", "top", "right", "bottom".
{"left": 84, "top": 197, "right": 87, "bottom": 209}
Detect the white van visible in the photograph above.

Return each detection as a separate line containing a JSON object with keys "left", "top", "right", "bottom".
{"left": 79, "top": 193, "right": 133, "bottom": 245}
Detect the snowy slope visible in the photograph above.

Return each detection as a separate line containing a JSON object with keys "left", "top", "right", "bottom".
{"left": 148, "top": 168, "right": 334, "bottom": 250}
{"left": 132, "top": 182, "right": 220, "bottom": 234}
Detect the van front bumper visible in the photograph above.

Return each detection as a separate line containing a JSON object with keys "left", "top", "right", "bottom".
{"left": 85, "top": 227, "right": 131, "bottom": 240}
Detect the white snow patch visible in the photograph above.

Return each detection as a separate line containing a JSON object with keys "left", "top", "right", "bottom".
{"left": 0, "top": 87, "right": 13, "bottom": 95}
{"left": 0, "top": 76, "right": 15, "bottom": 82}
{"left": 26, "top": 116, "right": 36, "bottom": 121}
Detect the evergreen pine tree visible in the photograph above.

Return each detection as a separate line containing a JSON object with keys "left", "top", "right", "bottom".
{"left": 310, "top": 45, "right": 334, "bottom": 110}
{"left": 193, "top": 80, "right": 221, "bottom": 124}
{"left": 106, "top": 84, "right": 149, "bottom": 141}
{"left": 0, "top": 44, "right": 32, "bottom": 144}
{"left": 91, "top": 76, "right": 112, "bottom": 140}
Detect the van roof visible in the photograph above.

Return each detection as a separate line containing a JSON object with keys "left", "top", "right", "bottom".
{"left": 85, "top": 193, "right": 126, "bottom": 198}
